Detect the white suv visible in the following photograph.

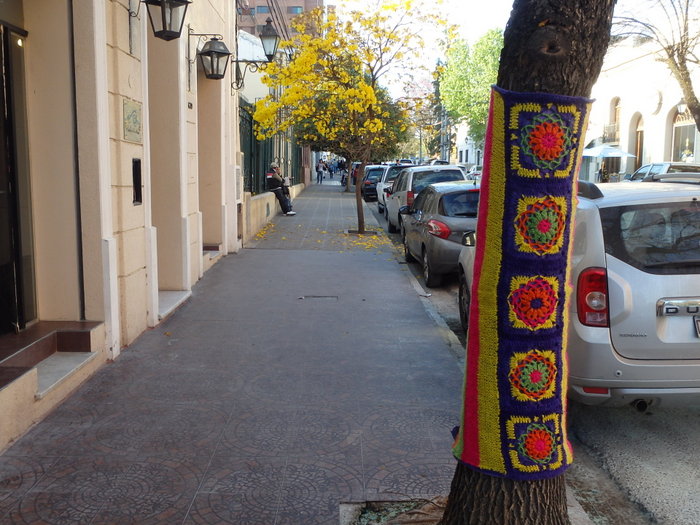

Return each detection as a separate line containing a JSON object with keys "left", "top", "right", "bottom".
{"left": 457, "top": 180, "right": 700, "bottom": 408}
{"left": 376, "top": 164, "right": 405, "bottom": 217}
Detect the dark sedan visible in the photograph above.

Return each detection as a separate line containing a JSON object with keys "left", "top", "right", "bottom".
{"left": 400, "top": 181, "right": 480, "bottom": 287}
{"left": 361, "top": 165, "right": 385, "bottom": 201}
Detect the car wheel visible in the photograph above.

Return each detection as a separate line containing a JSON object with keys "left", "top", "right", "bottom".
{"left": 458, "top": 272, "right": 470, "bottom": 332}
{"left": 402, "top": 229, "right": 416, "bottom": 263}
{"left": 422, "top": 248, "right": 441, "bottom": 287}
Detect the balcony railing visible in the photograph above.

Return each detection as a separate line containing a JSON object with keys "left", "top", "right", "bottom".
{"left": 603, "top": 123, "right": 619, "bottom": 143}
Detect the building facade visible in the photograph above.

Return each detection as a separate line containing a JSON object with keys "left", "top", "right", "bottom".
{"left": 238, "top": 0, "right": 323, "bottom": 38}
{"left": 0, "top": 0, "right": 307, "bottom": 451}
{"left": 582, "top": 39, "right": 699, "bottom": 181}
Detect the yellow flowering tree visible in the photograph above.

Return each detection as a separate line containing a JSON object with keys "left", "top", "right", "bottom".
{"left": 254, "top": 3, "right": 437, "bottom": 233}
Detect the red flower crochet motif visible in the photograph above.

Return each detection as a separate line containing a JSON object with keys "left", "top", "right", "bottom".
{"left": 528, "top": 122, "right": 565, "bottom": 161}
{"left": 523, "top": 427, "right": 554, "bottom": 461}
{"left": 509, "top": 277, "right": 558, "bottom": 329}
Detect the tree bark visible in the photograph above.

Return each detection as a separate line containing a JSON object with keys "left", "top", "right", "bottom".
{"left": 355, "top": 160, "right": 367, "bottom": 233}
{"left": 497, "top": 0, "right": 615, "bottom": 98}
{"left": 666, "top": 56, "right": 700, "bottom": 134}
{"left": 440, "top": 1, "right": 615, "bottom": 524}
{"left": 440, "top": 462, "right": 569, "bottom": 525}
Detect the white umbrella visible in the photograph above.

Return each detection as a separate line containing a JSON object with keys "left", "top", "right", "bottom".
{"left": 582, "top": 145, "right": 636, "bottom": 158}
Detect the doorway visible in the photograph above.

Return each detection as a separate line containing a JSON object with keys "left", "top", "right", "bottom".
{"left": 0, "top": 22, "right": 35, "bottom": 335}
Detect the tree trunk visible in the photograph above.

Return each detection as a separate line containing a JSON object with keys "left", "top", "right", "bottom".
{"left": 666, "top": 57, "right": 700, "bottom": 135}
{"left": 355, "top": 161, "right": 367, "bottom": 233}
{"left": 440, "top": 1, "right": 615, "bottom": 524}
{"left": 441, "top": 462, "right": 569, "bottom": 525}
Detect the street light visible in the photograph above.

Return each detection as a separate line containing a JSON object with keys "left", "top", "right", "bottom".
{"left": 129, "top": 0, "right": 191, "bottom": 41}
{"left": 232, "top": 18, "right": 281, "bottom": 91}
{"left": 677, "top": 98, "right": 688, "bottom": 114}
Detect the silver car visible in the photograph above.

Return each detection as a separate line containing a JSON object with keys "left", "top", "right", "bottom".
{"left": 400, "top": 181, "right": 480, "bottom": 287}
{"left": 457, "top": 179, "right": 700, "bottom": 408}
{"left": 385, "top": 165, "right": 468, "bottom": 234}
{"left": 627, "top": 162, "right": 700, "bottom": 181}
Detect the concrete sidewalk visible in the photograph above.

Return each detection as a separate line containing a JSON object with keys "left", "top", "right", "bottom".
{"left": 0, "top": 182, "right": 465, "bottom": 524}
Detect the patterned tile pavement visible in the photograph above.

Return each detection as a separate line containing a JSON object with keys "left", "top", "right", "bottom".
{"left": 0, "top": 182, "right": 465, "bottom": 524}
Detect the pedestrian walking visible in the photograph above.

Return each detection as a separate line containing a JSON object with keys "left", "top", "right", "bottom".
{"left": 316, "top": 159, "right": 325, "bottom": 184}
{"left": 267, "top": 162, "right": 296, "bottom": 215}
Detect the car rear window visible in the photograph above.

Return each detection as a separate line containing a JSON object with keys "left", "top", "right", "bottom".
{"left": 384, "top": 165, "right": 403, "bottom": 183}
{"left": 668, "top": 165, "right": 700, "bottom": 173}
{"left": 365, "top": 168, "right": 383, "bottom": 182}
{"left": 412, "top": 170, "right": 465, "bottom": 193}
{"left": 600, "top": 201, "right": 700, "bottom": 274}
{"left": 440, "top": 190, "right": 480, "bottom": 217}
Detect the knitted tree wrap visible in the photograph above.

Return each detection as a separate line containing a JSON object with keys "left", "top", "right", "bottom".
{"left": 451, "top": 86, "right": 591, "bottom": 480}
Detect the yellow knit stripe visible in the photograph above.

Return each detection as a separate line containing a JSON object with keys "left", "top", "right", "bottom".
{"left": 476, "top": 89, "right": 507, "bottom": 474}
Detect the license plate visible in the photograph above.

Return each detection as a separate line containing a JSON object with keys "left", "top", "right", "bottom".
{"left": 695, "top": 316, "right": 700, "bottom": 338}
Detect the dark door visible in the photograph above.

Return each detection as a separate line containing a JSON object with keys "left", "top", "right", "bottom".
{"left": 0, "top": 23, "right": 34, "bottom": 335}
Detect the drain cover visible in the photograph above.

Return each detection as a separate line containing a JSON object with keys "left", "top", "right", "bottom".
{"left": 298, "top": 295, "right": 339, "bottom": 301}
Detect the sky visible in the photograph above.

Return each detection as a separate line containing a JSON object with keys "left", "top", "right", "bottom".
{"left": 442, "top": 0, "right": 514, "bottom": 43}
{"left": 333, "top": 0, "right": 514, "bottom": 96}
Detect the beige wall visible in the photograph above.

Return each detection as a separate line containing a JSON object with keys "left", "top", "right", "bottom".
{"left": 148, "top": 36, "right": 187, "bottom": 290}
{"left": 107, "top": 0, "right": 149, "bottom": 345}
{"left": 24, "top": 1, "right": 82, "bottom": 321}
{"left": 197, "top": 76, "right": 224, "bottom": 247}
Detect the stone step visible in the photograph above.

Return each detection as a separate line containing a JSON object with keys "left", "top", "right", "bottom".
{"left": 35, "top": 351, "right": 97, "bottom": 400}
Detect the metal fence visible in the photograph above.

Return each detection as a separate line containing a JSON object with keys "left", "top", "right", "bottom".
{"left": 239, "top": 100, "right": 303, "bottom": 194}
{"left": 240, "top": 100, "right": 273, "bottom": 195}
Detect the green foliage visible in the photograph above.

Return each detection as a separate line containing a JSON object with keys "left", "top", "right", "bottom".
{"left": 441, "top": 29, "right": 504, "bottom": 146}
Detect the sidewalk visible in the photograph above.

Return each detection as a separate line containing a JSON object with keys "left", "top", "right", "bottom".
{"left": 0, "top": 182, "right": 465, "bottom": 524}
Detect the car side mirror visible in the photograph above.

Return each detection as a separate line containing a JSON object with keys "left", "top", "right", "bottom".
{"left": 462, "top": 230, "right": 476, "bottom": 247}
{"left": 384, "top": 187, "right": 393, "bottom": 195}
{"left": 399, "top": 205, "right": 413, "bottom": 215}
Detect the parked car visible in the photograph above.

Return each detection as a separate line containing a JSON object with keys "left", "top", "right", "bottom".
{"left": 626, "top": 162, "right": 700, "bottom": 181}
{"left": 385, "top": 165, "right": 468, "bottom": 234}
{"left": 466, "top": 165, "right": 483, "bottom": 180}
{"left": 457, "top": 180, "right": 700, "bottom": 408}
{"left": 376, "top": 164, "right": 407, "bottom": 216}
{"left": 400, "top": 181, "right": 480, "bottom": 287}
{"left": 360, "top": 165, "right": 385, "bottom": 201}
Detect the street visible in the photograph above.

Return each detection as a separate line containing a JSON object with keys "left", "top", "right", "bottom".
{"left": 366, "top": 196, "right": 700, "bottom": 525}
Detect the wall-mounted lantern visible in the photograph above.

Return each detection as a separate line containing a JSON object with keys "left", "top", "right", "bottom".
{"left": 232, "top": 18, "right": 281, "bottom": 90}
{"left": 196, "top": 37, "right": 232, "bottom": 80}
{"left": 129, "top": 0, "right": 191, "bottom": 41}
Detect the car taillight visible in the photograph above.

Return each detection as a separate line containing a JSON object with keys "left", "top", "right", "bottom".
{"left": 427, "top": 219, "right": 451, "bottom": 239}
{"left": 406, "top": 191, "right": 414, "bottom": 206}
{"left": 577, "top": 267, "right": 609, "bottom": 327}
